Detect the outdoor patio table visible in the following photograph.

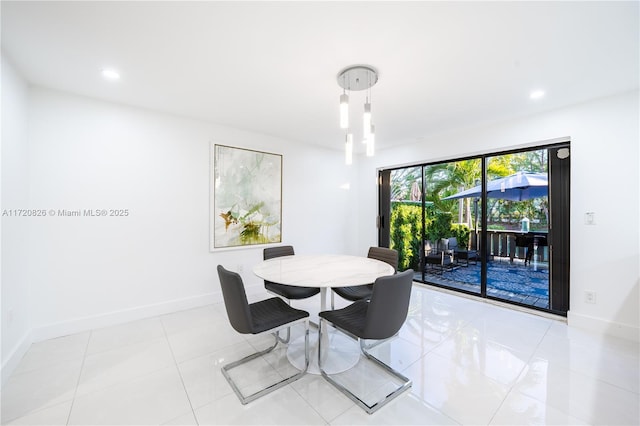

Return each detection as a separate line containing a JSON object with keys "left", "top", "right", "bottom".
{"left": 253, "top": 254, "right": 394, "bottom": 374}
{"left": 455, "top": 249, "right": 478, "bottom": 266}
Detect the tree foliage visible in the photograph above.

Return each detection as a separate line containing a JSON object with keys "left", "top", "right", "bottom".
{"left": 389, "top": 202, "right": 425, "bottom": 271}
{"left": 388, "top": 148, "right": 551, "bottom": 266}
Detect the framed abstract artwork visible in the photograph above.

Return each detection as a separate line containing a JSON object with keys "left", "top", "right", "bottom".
{"left": 210, "top": 144, "right": 282, "bottom": 250}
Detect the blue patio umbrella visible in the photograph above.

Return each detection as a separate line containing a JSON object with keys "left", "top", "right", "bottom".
{"left": 443, "top": 172, "right": 548, "bottom": 201}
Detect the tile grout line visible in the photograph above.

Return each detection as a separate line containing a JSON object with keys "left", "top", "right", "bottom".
{"left": 524, "top": 322, "right": 602, "bottom": 425}
{"left": 485, "top": 318, "right": 555, "bottom": 425}
{"left": 65, "top": 330, "right": 92, "bottom": 426}
{"left": 288, "top": 377, "right": 336, "bottom": 425}
{"left": 159, "top": 314, "right": 199, "bottom": 425}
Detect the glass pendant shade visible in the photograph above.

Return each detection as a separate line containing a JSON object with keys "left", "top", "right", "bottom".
{"left": 366, "top": 125, "right": 375, "bottom": 157}
{"left": 345, "top": 133, "right": 353, "bottom": 165}
{"left": 340, "top": 94, "right": 349, "bottom": 129}
{"left": 363, "top": 102, "right": 372, "bottom": 139}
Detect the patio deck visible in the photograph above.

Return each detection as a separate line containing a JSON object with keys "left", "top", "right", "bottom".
{"left": 414, "top": 259, "right": 550, "bottom": 309}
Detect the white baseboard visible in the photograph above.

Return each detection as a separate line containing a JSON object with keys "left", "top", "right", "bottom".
{"left": 1, "top": 331, "right": 33, "bottom": 386}
{"left": 1, "top": 284, "right": 271, "bottom": 386}
{"left": 2, "top": 293, "right": 215, "bottom": 386}
{"left": 568, "top": 311, "right": 640, "bottom": 342}
{"left": 30, "top": 292, "right": 222, "bottom": 343}
{"left": 420, "top": 282, "right": 639, "bottom": 342}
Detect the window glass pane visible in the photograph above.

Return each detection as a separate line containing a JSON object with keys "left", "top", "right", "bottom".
{"left": 422, "top": 160, "right": 482, "bottom": 294}
{"left": 389, "top": 167, "right": 423, "bottom": 274}
{"left": 381, "top": 144, "right": 564, "bottom": 314}
{"left": 485, "top": 149, "right": 549, "bottom": 309}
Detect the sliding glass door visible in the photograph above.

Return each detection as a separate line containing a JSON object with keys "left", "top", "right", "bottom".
{"left": 380, "top": 143, "right": 570, "bottom": 315}
{"left": 484, "top": 149, "right": 550, "bottom": 308}
{"left": 422, "top": 160, "right": 483, "bottom": 294}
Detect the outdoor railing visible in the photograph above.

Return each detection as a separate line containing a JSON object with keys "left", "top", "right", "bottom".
{"left": 469, "top": 229, "right": 549, "bottom": 263}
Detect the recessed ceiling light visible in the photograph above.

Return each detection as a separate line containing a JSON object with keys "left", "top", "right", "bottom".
{"left": 101, "top": 69, "right": 120, "bottom": 80}
{"left": 530, "top": 90, "right": 545, "bottom": 100}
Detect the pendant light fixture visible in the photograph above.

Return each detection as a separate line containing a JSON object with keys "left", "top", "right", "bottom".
{"left": 363, "top": 101, "right": 372, "bottom": 140}
{"left": 337, "top": 65, "right": 378, "bottom": 164}
{"left": 366, "top": 124, "right": 375, "bottom": 157}
{"left": 340, "top": 91, "right": 349, "bottom": 129}
{"left": 345, "top": 133, "right": 353, "bottom": 165}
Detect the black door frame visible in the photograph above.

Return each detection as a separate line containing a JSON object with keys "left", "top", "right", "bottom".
{"left": 548, "top": 145, "right": 571, "bottom": 314}
{"left": 378, "top": 170, "right": 392, "bottom": 249}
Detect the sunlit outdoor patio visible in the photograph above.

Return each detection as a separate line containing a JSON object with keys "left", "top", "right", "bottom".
{"left": 418, "top": 258, "right": 550, "bottom": 309}
{"left": 390, "top": 156, "right": 557, "bottom": 312}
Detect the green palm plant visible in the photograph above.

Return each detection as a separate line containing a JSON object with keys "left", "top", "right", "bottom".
{"left": 424, "top": 159, "right": 481, "bottom": 226}
{"left": 391, "top": 167, "right": 422, "bottom": 201}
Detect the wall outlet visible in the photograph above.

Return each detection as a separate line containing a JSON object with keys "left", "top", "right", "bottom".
{"left": 585, "top": 212, "right": 595, "bottom": 225}
{"left": 584, "top": 290, "right": 596, "bottom": 304}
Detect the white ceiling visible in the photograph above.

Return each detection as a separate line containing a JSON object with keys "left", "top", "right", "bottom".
{"left": 2, "top": 1, "right": 638, "bottom": 152}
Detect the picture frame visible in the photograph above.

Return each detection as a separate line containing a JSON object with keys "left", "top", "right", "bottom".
{"left": 210, "top": 143, "right": 282, "bottom": 250}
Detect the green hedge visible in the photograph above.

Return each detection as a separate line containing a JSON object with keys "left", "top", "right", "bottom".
{"left": 389, "top": 203, "right": 425, "bottom": 271}
{"left": 390, "top": 203, "right": 471, "bottom": 270}
{"left": 450, "top": 223, "right": 471, "bottom": 249}
{"left": 427, "top": 211, "right": 452, "bottom": 242}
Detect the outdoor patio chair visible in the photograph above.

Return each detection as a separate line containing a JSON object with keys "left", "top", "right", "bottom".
{"left": 455, "top": 248, "right": 479, "bottom": 266}
{"left": 449, "top": 237, "right": 479, "bottom": 266}
{"left": 424, "top": 239, "right": 454, "bottom": 274}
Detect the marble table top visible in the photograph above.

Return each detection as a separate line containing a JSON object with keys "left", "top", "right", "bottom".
{"left": 252, "top": 254, "right": 394, "bottom": 288}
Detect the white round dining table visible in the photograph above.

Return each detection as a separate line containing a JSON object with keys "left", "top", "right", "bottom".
{"left": 252, "top": 254, "right": 395, "bottom": 309}
{"left": 252, "top": 254, "right": 395, "bottom": 374}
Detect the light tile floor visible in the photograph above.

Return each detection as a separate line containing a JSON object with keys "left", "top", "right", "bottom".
{"left": 2, "top": 284, "right": 638, "bottom": 425}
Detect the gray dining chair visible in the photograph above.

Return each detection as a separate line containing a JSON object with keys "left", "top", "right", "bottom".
{"left": 318, "top": 268, "right": 414, "bottom": 414}
{"left": 264, "top": 245, "right": 321, "bottom": 301}
{"left": 331, "top": 247, "right": 398, "bottom": 309}
{"left": 217, "top": 265, "right": 310, "bottom": 405}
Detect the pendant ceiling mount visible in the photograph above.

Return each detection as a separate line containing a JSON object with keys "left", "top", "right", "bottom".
{"left": 337, "top": 65, "right": 378, "bottom": 91}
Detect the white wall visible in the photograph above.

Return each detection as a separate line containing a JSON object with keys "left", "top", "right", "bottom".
{"left": 1, "top": 57, "right": 32, "bottom": 383}
{"left": 2, "top": 64, "right": 637, "bottom": 385}
{"left": 1, "top": 84, "right": 359, "bottom": 380}
{"left": 356, "top": 91, "right": 640, "bottom": 341}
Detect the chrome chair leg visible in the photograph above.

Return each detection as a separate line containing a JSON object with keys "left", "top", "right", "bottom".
{"left": 358, "top": 339, "right": 412, "bottom": 410}
{"left": 221, "top": 318, "right": 309, "bottom": 405}
{"left": 318, "top": 319, "right": 411, "bottom": 414}
{"left": 274, "top": 327, "right": 291, "bottom": 344}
